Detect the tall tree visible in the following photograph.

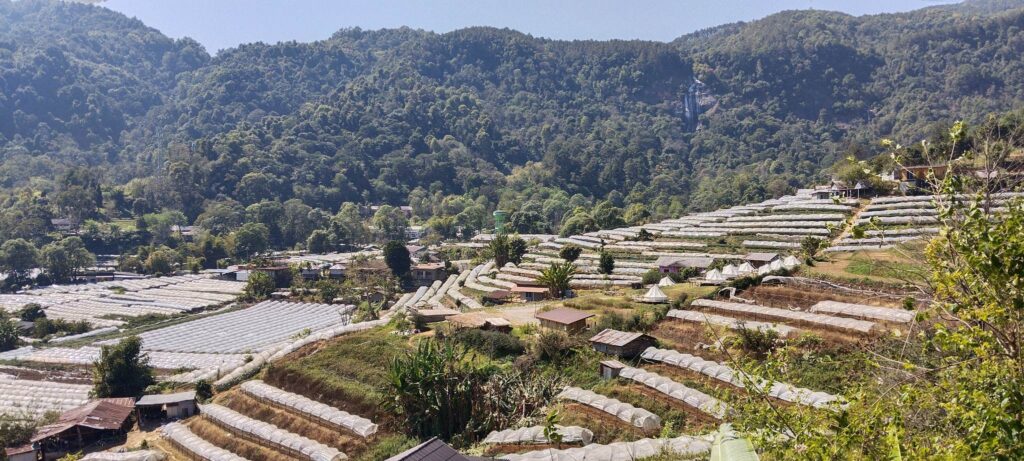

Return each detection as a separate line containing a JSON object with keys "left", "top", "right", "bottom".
{"left": 383, "top": 240, "right": 412, "bottom": 278}
{"left": 92, "top": 336, "right": 155, "bottom": 398}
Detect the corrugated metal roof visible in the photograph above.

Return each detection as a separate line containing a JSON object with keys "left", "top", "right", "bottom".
{"left": 743, "top": 252, "right": 779, "bottom": 262}
{"left": 535, "top": 308, "right": 594, "bottom": 325}
{"left": 32, "top": 398, "right": 135, "bottom": 442}
{"left": 385, "top": 437, "right": 471, "bottom": 461}
{"left": 589, "top": 328, "right": 648, "bottom": 347}
{"left": 136, "top": 390, "right": 196, "bottom": 406}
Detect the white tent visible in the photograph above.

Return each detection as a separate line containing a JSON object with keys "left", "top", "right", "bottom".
{"left": 720, "top": 264, "right": 739, "bottom": 278}
{"left": 782, "top": 255, "right": 801, "bottom": 269}
{"left": 705, "top": 269, "right": 726, "bottom": 282}
{"left": 640, "top": 285, "right": 669, "bottom": 303}
{"left": 756, "top": 264, "right": 772, "bottom": 276}
{"left": 658, "top": 276, "right": 677, "bottom": 287}
{"left": 769, "top": 259, "right": 784, "bottom": 271}
{"left": 737, "top": 262, "right": 755, "bottom": 275}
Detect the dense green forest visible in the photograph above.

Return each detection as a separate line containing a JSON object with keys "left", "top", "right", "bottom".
{"left": 0, "top": 0, "right": 1023, "bottom": 260}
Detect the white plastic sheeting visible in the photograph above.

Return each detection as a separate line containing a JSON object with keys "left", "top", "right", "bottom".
{"left": 641, "top": 347, "right": 842, "bottom": 409}
{"left": 666, "top": 309, "right": 799, "bottom": 337}
{"left": 200, "top": 404, "right": 346, "bottom": 461}
{"left": 0, "top": 377, "right": 92, "bottom": 418}
{"left": 692, "top": 299, "right": 877, "bottom": 334}
{"left": 162, "top": 422, "right": 249, "bottom": 461}
{"left": 241, "top": 380, "right": 377, "bottom": 437}
{"left": 810, "top": 301, "right": 916, "bottom": 324}
{"left": 82, "top": 450, "right": 166, "bottom": 461}
{"left": 556, "top": 387, "right": 660, "bottom": 431}
{"left": 115, "top": 301, "right": 355, "bottom": 354}
{"left": 502, "top": 434, "right": 712, "bottom": 461}
{"left": 483, "top": 425, "right": 593, "bottom": 445}
{"left": 618, "top": 367, "right": 728, "bottom": 419}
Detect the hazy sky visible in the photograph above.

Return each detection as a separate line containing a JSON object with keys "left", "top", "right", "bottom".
{"left": 102, "top": 0, "right": 959, "bottom": 53}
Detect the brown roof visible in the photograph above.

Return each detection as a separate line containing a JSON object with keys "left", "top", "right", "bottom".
{"left": 601, "top": 359, "right": 626, "bottom": 369}
{"left": 535, "top": 308, "right": 594, "bottom": 325}
{"left": 32, "top": 398, "right": 135, "bottom": 442}
{"left": 413, "top": 262, "right": 445, "bottom": 270}
{"left": 385, "top": 436, "right": 471, "bottom": 461}
{"left": 5, "top": 444, "right": 34, "bottom": 456}
{"left": 588, "top": 329, "right": 651, "bottom": 347}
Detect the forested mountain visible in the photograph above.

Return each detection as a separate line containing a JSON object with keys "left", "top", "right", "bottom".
{"left": 1, "top": 0, "right": 1023, "bottom": 240}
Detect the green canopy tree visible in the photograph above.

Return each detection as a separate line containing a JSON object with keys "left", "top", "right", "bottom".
{"left": 40, "top": 237, "right": 95, "bottom": 283}
{"left": 383, "top": 241, "right": 412, "bottom": 278}
{"left": 92, "top": 336, "right": 155, "bottom": 398}
{"left": 537, "top": 262, "right": 576, "bottom": 298}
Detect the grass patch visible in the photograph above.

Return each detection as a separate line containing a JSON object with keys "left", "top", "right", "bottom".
{"left": 263, "top": 325, "right": 412, "bottom": 426}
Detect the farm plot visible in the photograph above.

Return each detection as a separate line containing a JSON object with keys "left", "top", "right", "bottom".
{"left": 0, "top": 275, "right": 245, "bottom": 328}
{"left": 0, "top": 377, "right": 92, "bottom": 418}
{"left": 0, "top": 345, "right": 247, "bottom": 371}
{"left": 118, "top": 301, "right": 355, "bottom": 354}
{"left": 691, "top": 299, "right": 877, "bottom": 335}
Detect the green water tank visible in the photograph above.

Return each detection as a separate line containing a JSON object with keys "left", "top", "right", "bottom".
{"left": 493, "top": 210, "right": 507, "bottom": 234}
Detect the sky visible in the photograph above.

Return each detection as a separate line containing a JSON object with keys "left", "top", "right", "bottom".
{"left": 101, "top": 0, "right": 959, "bottom": 54}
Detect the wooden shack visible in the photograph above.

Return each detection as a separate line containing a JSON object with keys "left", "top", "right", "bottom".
{"left": 534, "top": 308, "right": 595, "bottom": 334}
{"left": 136, "top": 390, "right": 197, "bottom": 421}
{"left": 589, "top": 329, "right": 657, "bottom": 358}
{"left": 30, "top": 398, "right": 135, "bottom": 459}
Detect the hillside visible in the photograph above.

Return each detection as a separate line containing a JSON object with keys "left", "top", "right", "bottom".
{"left": 0, "top": 0, "right": 1023, "bottom": 225}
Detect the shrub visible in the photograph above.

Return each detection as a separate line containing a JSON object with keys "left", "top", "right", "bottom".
{"left": 642, "top": 269, "right": 662, "bottom": 285}
{"left": 451, "top": 329, "right": 525, "bottom": 359}
{"left": 32, "top": 317, "right": 89, "bottom": 339}
{"left": 559, "top": 245, "right": 582, "bottom": 262}
{"left": 735, "top": 325, "right": 781, "bottom": 358}
{"left": 242, "top": 271, "right": 275, "bottom": 301}
{"left": 18, "top": 303, "right": 45, "bottom": 322}
{"left": 532, "top": 330, "right": 579, "bottom": 362}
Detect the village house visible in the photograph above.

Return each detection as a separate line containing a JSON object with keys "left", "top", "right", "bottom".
{"left": 589, "top": 329, "right": 657, "bottom": 358}
{"left": 535, "top": 308, "right": 594, "bottom": 334}
{"left": 11, "top": 398, "right": 136, "bottom": 460}
{"left": 411, "top": 262, "right": 447, "bottom": 286}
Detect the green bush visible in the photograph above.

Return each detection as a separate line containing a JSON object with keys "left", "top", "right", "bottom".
{"left": 641, "top": 269, "right": 662, "bottom": 285}
{"left": 735, "top": 325, "right": 781, "bottom": 358}
{"left": 451, "top": 329, "right": 525, "bottom": 359}
{"left": 532, "top": 330, "right": 579, "bottom": 362}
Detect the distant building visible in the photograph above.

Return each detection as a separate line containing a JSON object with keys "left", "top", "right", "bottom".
{"left": 743, "top": 252, "right": 780, "bottom": 268}
{"left": 511, "top": 286, "right": 549, "bottom": 302}
{"left": 405, "top": 226, "right": 425, "bottom": 240}
{"left": 589, "top": 329, "right": 657, "bottom": 358}
{"left": 236, "top": 265, "right": 291, "bottom": 286}
{"left": 656, "top": 256, "right": 714, "bottom": 274}
{"left": 50, "top": 218, "right": 75, "bottom": 232}
{"left": 136, "top": 391, "right": 197, "bottom": 421}
{"left": 411, "top": 262, "right": 447, "bottom": 286}
{"left": 888, "top": 164, "right": 950, "bottom": 192}
{"left": 535, "top": 308, "right": 594, "bottom": 334}
{"left": 406, "top": 245, "right": 427, "bottom": 261}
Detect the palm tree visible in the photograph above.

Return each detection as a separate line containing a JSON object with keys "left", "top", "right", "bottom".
{"left": 537, "top": 262, "right": 576, "bottom": 298}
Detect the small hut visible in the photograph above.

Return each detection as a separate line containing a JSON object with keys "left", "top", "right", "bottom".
{"left": 136, "top": 391, "right": 197, "bottom": 421}
{"left": 599, "top": 359, "right": 627, "bottom": 379}
{"left": 589, "top": 329, "right": 657, "bottom": 358}
{"left": 535, "top": 308, "right": 594, "bottom": 334}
